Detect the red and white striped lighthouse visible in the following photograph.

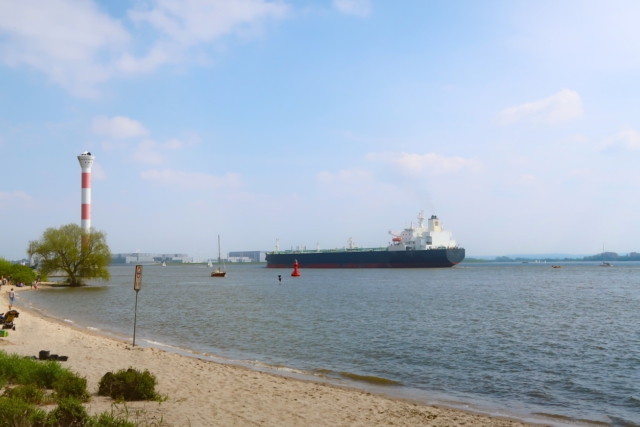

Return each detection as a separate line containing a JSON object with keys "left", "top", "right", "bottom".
{"left": 77, "top": 152, "right": 95, "bottom": 233}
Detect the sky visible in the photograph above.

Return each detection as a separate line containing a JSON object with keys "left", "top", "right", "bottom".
{"left": 1, "top": 0, "right": 640, "bottom": 260}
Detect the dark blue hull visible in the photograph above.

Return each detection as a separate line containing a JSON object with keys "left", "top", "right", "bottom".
{"left": 266, "top": 248, "right": 465, "bottom": 268}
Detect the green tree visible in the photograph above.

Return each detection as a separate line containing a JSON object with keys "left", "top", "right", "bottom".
{"left": 0, "top": 259, "right": 37, "bottom": 284}
{"left": 27, "top": 224, "right": 111, "bottom": 286}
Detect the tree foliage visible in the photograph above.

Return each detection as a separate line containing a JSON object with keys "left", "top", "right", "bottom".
{"left": 28, "top": 224, "right": 111, "bottom": 286}
{"left": 0, "top": 259, "right": 36, "bottom": 284}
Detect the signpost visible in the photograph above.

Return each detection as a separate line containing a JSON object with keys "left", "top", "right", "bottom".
{"left": 133, "top": 265, "right": 142, "bottom": 347}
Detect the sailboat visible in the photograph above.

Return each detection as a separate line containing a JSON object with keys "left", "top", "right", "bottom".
{"left": 207, "top": 260, "right": 213, "bottom": 268}
{"left": 211, "top": 235, "right": 227, "bottom": 277}
{"left": 600, "top": 242, "right": 612, "bottom": 267}
{"left": 161, "top": 261, "right": 166, "bottom": 267}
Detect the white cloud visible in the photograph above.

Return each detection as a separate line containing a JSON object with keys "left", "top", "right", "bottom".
{"left": 332, "top": 0, "right": 370, "bottom": 17}
{"left": 93, "top": 116, "right": 149, "bottom": 139}
{"left": 0, "top": 191, "right": 33, "bottom": 202}
{"left": 124, "top": 0, "right": 289, "bottom": 73}
{"left": 603, "top": 130, "right": 640, "bottom": 152}
{"left": 140, "top": 169, "right": 241, "bottom": 190}
{"left": 366, "top": 152, "right": 480, "bottom": 175}
{"left": 494, "top": 89, "right": 584, "bottom": 126}
{"left": 0, "top": 0, "right": 288, "bottom": 96}
{"left": 0, "top": 0, "right": 129, "bottom": 98}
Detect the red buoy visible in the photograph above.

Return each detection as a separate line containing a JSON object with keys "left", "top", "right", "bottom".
{"left": 291, "top": 259, "right": 301, "bottom": 277}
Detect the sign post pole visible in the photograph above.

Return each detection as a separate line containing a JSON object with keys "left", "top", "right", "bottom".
{"left": 133, "top": 265, "right": 142, "bottom": 347}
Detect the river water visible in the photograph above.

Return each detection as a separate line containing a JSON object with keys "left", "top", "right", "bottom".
{"left": 19, "top": 263, "right": 640, "bottom": 426}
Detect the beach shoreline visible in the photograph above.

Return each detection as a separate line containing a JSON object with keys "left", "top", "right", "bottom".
{"left": 2, "top": 287, "right": 573, "bottom": 427}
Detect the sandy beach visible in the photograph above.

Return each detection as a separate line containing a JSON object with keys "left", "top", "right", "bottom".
{"left": 2, "top": 287, "right": 535, "bottom": 427}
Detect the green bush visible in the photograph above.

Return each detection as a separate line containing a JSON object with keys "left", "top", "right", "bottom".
{"left": 8, "top": 264, "right": 36, "bottom": 285}
{"left": 98, "top": 369, "right": 161, "bottom": 402}
{"left": 2, "top": 384, "right": 49, "bottom": 405}
{"left": 54, "top": 372, "right": 90, "bottom": 402}
{"left": 45, "top": 397, "right": 89, "bottom": 427}
{"left": 0, "top": 352, "right": 66, "bottom": 388}
{"left": 0, "top": 396, "right": 47, "bottom": 427}
{"left": 0, "top": 259, "right": 37, "bottom": 285}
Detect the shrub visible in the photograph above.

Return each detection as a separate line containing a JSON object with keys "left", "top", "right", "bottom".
{"left": 54, "top": 371, "right": 90, "bottom": 402}
{"left": 98, "top": 369, "right": 161, "bottom": 401}
{"left": 45, "top": 397, "right": 89, "bottom": 427}
{"left": 89, "top": 410, "right": 137, "bottom": 427}
{"left": 0, "top": 397, "right": 47, "bottom": 427}
{"left": 7, "top": 264, "right": 36, "bottom": 285}
{"left": 0, "top": 351, "right": 85, "bottom": 391}
{"left": 2, "top": 384, "right": 49, "bottom": 405}
{"left": 0, "top": 352, "right": 66, "bottom": 388}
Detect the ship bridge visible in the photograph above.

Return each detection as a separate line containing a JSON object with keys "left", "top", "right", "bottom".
{"left": 388, "top": 211, "right": 457, "bottom": 251}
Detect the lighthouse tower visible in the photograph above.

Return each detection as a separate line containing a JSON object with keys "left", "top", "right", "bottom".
{"left": 77, "top": 152, "right": 95, "bottom": 233}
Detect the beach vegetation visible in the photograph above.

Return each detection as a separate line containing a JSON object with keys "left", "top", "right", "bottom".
{"left": 98, "top": 369, "right": 163, "bottom": 402}
{"left": 53, "top": 371, "right": 91, "bottom": 402}
{"left": 0, "top": 353, "right": 65, "bottom": 388}
{"left": 0, "top": 396, "right": 47, "bottom": 427}
{"left": 46, "top": 397, "right": 90, "bottom": 426}
{"left": 27, "top": 224, "right": 111, "bottom": 286}
{"left": 0, "top": 351, "right": 166, "bottom": 426}
{"left": 2, "top": 384, "right": 50, "bottom": 405}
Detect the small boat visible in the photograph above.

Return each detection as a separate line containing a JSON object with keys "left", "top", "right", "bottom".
{"left": 552, "top": 265, "right": 562, "bottom": 268}
{"left": 211, "top": 235, "right": 227, "bottom": 278}
{"left": 161, "top": 261, "right": 166, "bottom": 267}
{"left": 207, "top": 260, "right": 213, "bottom": 268}
{"left": 599, "top": 244, "right": 612, "bottom": 267}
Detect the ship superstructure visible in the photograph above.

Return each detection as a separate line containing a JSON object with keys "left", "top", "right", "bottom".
{"left": 388, "top": 211, "right": 457, "bottom": 251}
{"left": 266, "top": 211, "right": 464, "bottom": 268}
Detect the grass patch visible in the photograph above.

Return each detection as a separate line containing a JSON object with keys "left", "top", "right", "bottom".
{"left": 0, "top": 397, "right": 47, "bottom": 427}
{"left": 0, "top": 352, "right": 66, "bottom": 388}
{"left": 2, "top": 384, "right": 51, "bottom": 405}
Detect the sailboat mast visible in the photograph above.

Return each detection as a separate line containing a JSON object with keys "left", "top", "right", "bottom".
{"left": 218, "top": 234, "right": 221, "bottom": 268}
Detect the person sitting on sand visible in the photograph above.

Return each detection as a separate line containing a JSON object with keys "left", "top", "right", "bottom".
{"left": 9, "top": 288, "right": 15, "bottom": 308}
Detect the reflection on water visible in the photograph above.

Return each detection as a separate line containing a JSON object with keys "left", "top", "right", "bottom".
{"left": 21, "top": 263, "right": 640, "bottom": 426}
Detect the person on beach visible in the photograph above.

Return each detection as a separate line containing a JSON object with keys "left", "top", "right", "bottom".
{"left": 9, "top": 288, "right": 15, "bottom": 308}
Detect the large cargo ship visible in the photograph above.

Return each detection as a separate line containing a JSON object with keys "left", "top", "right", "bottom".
{"left": 266, "top": 211, "right": 464, "bottom": 268}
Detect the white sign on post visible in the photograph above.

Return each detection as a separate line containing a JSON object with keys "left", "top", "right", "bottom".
{"left": 134, "top": 265, "right": 142, "bottom": 291}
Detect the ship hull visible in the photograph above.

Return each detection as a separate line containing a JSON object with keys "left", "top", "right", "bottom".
{"left": 266, "top": 248, "right": 465, "bottom": 268}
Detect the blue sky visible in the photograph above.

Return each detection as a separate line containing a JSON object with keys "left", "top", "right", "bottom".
{"left": 1, "top": 0, "right": 640, "bottom": 259}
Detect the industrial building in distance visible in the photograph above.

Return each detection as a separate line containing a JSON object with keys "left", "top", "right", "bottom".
{"left": 112, "top": 253, "right": 193, "bottom": 264}
{"left": 111, "top": 252, "right": 266, "bottom": 264}
{"left": 228, "top": 251, "right": 266, "bottom": 263}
